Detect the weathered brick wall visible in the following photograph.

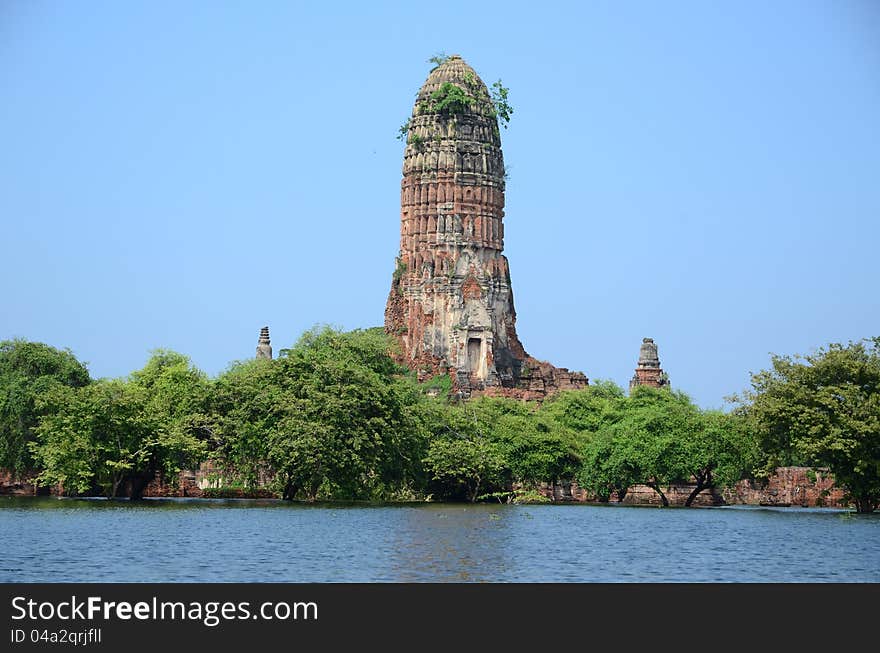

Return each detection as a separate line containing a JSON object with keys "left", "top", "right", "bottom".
{"left": 139, "top": 461, "right": 276, "bottom": 498}
{"left": 0, "top": 465, "right": 853, "bottom": 506}
{"left": 0, "top": 462, "right": 275, "bottom": 498}
{"left": 535, "top": 467, "right": 850, "bottom": 508}
{"left": 722, "top": 467, "right": 847, "bottom": 508}
{"left": 0, "top": 469, "right": 43, "bottom": 496}
{"left": 535, "top": 480, "right": 721, "bottom": 506}
{"left": 138, "top": 469, "right": 204, "bottom": 498}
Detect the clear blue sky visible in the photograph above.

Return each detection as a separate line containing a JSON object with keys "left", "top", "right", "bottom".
{"left": 2, "top": 1, "right": 878, "bottom": 408}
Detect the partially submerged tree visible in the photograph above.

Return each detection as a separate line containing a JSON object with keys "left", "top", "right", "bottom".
{"left": 741, "top": 338, "right": 880, "bottom": 513}
{"left": 32, "top": 380, "right": 152, "bottom": 497}
{"left": 212, "top": 357, "right": 279, "bottom": 490}
{"left": 423, "top": 436, "right": 506, "bottom": 503}
{"left": 243, "top": 327, "right": 427, "bottom": 500}
{"left": 576, "top": 386, "right": 755, "bottom": 506}
{"left": 0, "top": 340, "right": 90, "bottom": 475}
{"left": 30, "top": 350, "right": 208, "bottom": 498}
{"left": 679, "top": 410, "right": 757, "bottom": 506}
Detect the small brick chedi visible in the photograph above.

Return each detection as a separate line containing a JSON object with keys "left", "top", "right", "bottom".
{"left": 629, "top": 338, "right": 670, "bottom": 390}
{"left": 385, "top": 55, "right": 587, "bottom": 398}
{"left": 256, "top": 326, "right": 272, "bottom": 360}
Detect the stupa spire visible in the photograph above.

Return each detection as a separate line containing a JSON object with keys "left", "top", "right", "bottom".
{"left": 630, "top": 338, "right": 670, "bottom": 390}
{"left": 256, "top": 326, "right": 272, "bottom": 360}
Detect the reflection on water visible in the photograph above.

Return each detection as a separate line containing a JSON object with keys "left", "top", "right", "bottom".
{"left": 1, "top": 497, "right": 877, "bottom": 582}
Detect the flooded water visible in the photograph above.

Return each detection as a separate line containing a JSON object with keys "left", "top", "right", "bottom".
{"left": 2, "top": 497, "right": 877, "bottom": 582}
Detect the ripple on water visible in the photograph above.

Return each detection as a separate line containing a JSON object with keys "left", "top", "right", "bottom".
{"left": 1, "top": 498, "right": 879, "bottom": 582}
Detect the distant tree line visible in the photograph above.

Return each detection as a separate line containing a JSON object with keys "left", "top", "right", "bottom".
{"left": 1, "top": 330, "right": 878, "bottom": 512}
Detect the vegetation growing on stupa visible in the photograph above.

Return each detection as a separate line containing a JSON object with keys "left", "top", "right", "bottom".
{"left": 397, "top": 54, "right": 513, "bottom": 142}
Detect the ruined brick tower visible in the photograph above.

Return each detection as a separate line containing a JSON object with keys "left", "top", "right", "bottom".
{"left": 629, "top": 338, "right": 670, "bottom": 390}
{"left": 385, "top": 55, "right": 586, "bottom": 398}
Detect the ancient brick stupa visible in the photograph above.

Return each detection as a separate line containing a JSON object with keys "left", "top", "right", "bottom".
{"left": 629, "top": 338, "right": 670, "bottom": 390}
{"left": 256, "top": 326, "right": 272, "bottom": 360}
{"left": 385, "top": 55, "right": 587, "bottom": 399}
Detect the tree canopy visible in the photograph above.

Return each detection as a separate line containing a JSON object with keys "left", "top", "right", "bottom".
{"left": 0, "top": 340, "right": 91, "bottom": 473}
{"left": 5, "top": 331, "right": 872, "bottom": 511}
{"left": 214, "top": 327, "right": 428, "bottom": 501}
{"left": 30, "top": 350, "right": 208, "bottom": 498}
{"left": 577, "top": 386, "right": 756, "bottom": 506}
{"left": 740, "top": 338, "right": 880, "bottom": 512}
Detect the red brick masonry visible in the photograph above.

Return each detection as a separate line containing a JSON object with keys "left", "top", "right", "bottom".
{"left": 2, "top": 465, "right": 851, "bottom": 508}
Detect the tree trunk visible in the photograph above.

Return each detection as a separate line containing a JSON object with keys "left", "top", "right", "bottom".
{"left": 684, "top": 481, "right": 706, "bottom": 507}
{"left": 855, "top": 495, "right": 877, "bottom": 513}
{"left": 470, "top": 477, "right": 481, "bottom": 503}
{"left": 129, "top": 475, "right": 147, "bottom": 501}
{"left": 127, "top": 470, "right": 155, "bottom": 500}
{"left": 685, "top": 470, "right": 711, "bottom": 507}
{"left": 647, "top": 482, "right": 669, "bottom": 507}
{"left": 111, "top": 474, "right": 123, "bottom": 499}
{"left": 282, "top": 479, "right": 299, "bottom": 501}
{"left": 307, "top": 479, "right": 321, "bottom": 502}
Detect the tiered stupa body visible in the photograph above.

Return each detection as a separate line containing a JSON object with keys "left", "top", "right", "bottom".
{"left": 629, "top": 338, "right": 670, "bottom": 390}
{"left": 256, "top": 326, "right": 272, "bottom": 360}
{"left": 385, "top": 55, "right": 586, "bottom": 398}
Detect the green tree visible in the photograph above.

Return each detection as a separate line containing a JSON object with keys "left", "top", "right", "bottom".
{"left": 0, "top": 340, "right": 90, "bottom": 474}
{"left": 227, "top": 326, "right": 427, "bottom": 501}
{"left": 129, "top": 350, "right": 211, "bottom": 493}
{"left": 212, "top": 357, "right": 279, "bottom": 490}
{"left": 30, "top": 351, "right": 208, "bottom": 498}
{"left": 679, "top": 410, "right": 758, "bottom": 506}
{"left": 423, "top": 434, "right": 506, "bottom": 502}
{"left": 741, "top": 338, "right": 880, "bottom": 513}
{"left": 540, "top": 381, "right": 626, "bottom": 435}
{"left": 577, "top": 387, "right": 754, "bottom": 506}
{"left": 489, "top": 80, "right": 513, "bottom": 129}
{"left": 417, "top": 398, "right": 506, "bottom": 502}
{"left": 470, "top": 397, "right": 580, "bottom": 486}
{"left": 32, "top": 380, "right": 152, "bottom": 497}
{"left": 577, "top": 427, "right": 639, "bottom": 503}
{"left": 427, "top": 52, "right": 449, "bottom": 70}
{"left": 429, "top": 82, "right": 475, "bottom": 115}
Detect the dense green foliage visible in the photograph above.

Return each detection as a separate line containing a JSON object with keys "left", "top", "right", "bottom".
{"left": 0, "top": 340, "right": 91, "bottom": 473}
{"left": 30, "top": 351, "right": 208, "bottom": 498}
{"left": 738, "top": 338, "right": 880, "bottom": 512}
{"left": 4, "top": 330, "right": 876, "bottom": 510}
{"left": 429, "top": 82, "right": 475, "bottom": 115}
{"left": 213, "top": 327, "right": 427, "bottom": 500}
{"left": 576, "top": 386, "right": 757, "bottom": 506}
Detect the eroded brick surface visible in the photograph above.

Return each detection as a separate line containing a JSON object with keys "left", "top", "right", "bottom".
{"left": 384, "top": 55, "right": 586, "bottom": 398}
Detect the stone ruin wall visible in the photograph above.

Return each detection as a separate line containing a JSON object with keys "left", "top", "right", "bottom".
{"left": 0, "top": 469, "right": 44, "bottom": 496}
{"left": 0, "top": 463, "right": 275, "bottom": 499}
{"left": 2, "top": 466, "right": 851, "bottom": 508}
{"left": 384, "top": 55, "right": 586, "bottom": 400}
{"left": 721, "top": 466, "right": 845, "bottom": 508}
{"left": 533, "top": 466, "right": 850, "bottom": 508}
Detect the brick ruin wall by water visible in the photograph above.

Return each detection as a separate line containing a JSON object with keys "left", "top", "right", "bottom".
{"left": 1, "top": 466, "right": 851, "bottom": 507}
{"left": 534, "top": 466, "right": 847, "bottom": 508}
{"left": 0, "top": 462, "right": 272, "bottom": 499}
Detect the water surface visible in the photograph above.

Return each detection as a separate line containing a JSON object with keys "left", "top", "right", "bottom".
{"left": 2, "top": 497, "right": 877, "bottom": 582}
